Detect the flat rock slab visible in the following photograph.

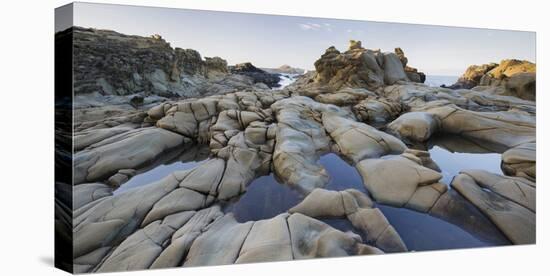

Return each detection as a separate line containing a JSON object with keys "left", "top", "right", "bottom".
{"left": 451, "top": 173, "right": 535, "bottom": 244}
{"left": 73, "top": 127, "right": 187, "bottom": 184}
{"left": 356, "top": 156, "right": 444, "bottom": 208}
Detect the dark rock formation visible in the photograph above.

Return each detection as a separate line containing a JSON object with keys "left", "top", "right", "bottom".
{"left": 229, "top": 62, "right": 281, "bottom": 88}
{"left": 72, "top": 27, "right": 252, "bottom": 101}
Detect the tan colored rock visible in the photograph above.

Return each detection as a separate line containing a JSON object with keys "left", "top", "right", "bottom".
{"left": 151, "top": 206, "right": 223, "bottom": 268}
{"left": 323, "top": 114, "right": 406, "bottom": 163}
{"left": 461, "top": 170, "right": 535, "bottom": 212}
{"left": 347, "top": 208, "right": 406, "bottom": 252}
{"left": 184, "top": 214, "right": 254, "bottom": 266}
{"left": 73, "top": 127, "right": 186, "bottom": 184}
{"left": 356, "top": 155, "right": 446, "bottom": 210}
{"left": 235, "top": 214, "right": 293, "bottom": 263}
{"left": 353, "top": 97, "right": 402, "bottom": 125}
{"left": 271, "top": 97, "right": 346, "bottom": 192}
{"left": 73, "top": 183, "right": 113, "bottom": 210}
{"left": 288, "top": 213, "right": 381, "bottom": 258}
{"left": 73, "top": 173, "right": 181, "bottom": 259}
{"left": 388, "top": 101, "right": 535, "bottom": 148}
{"left": 309, "top": 42, "right": 422, "bottom": 91}
{"left": 387, "top": 111, "right": 438, "bottom": 142}
{"left": 289, "top": 189, "right": 405, "bottom": 252}
{"left": 289, "top": 188, "right": 373, "bottom": 217}
{"left": 142, "top": 187, "right": 207, "bottom": 227}
{"left": 451, "top": 173, "right": 535, "bottom": 244}
{"left": 97, "top": 212, "right": 195, "bottom": 272}
{"left": 502, "top": 142, "right": 536, "bottom": 181}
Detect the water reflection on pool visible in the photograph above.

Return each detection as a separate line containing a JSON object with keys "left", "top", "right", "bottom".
{"left": 427, "top": 135, "right": 504, "bottom": 185}
{"left": 222, "top": 174, "right": 303, "bottom": 222}
{"left": 114, "top": 159, "right": 205, "bottom": 194}
{"left": 120, "top": 141, "right": 508, "bottom": 251}
{"left": 224, "top": 153, "right": 368, "bottom": 222}
{"left": 379, "top": 205, "right": 492, "bottom": 251}
{"left": 320, "top": 153, "right": 368, "bottom": 193}
{"left": 113, "top": 145, "right": 209, "bottom": 195}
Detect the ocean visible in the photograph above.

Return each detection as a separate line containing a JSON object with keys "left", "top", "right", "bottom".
{"left": 424, "top": 75, "right": 459, "bottom": 87}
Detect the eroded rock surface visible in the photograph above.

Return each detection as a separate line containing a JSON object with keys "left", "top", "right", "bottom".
{"left": 289, "top": 188, "right": 406, "bottom": 252}
{"left": 68, "top": 31, "right": 536, "bottom": 273}
{"left": 301, "top": 40, "right": 424, "bottom": 92}
{"left": 451, "top": 171, "right": 535, "bottom": 244}
{"left": 445, "top": 59, "right": 536, "bottom": 101}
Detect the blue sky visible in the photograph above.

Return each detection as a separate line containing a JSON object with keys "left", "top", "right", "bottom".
{"left": 71, "top": 2, "right": 536, "bottom": 76}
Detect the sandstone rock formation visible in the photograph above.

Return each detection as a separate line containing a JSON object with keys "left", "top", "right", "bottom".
{"left": 445, "top": 59, "right": 536, "bottom": 101}
{"left": 299, "top": 40, "right": 425, "bottom": 92}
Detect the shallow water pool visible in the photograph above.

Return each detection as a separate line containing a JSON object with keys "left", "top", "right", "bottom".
{"left": 222, "top": 174, "right": 303, "bottom": 222}
{"left": 113, "top": 145, "right": 209, "bottom": 195}
{"left": 113, "top": 159, "right": 205, "bottom": 195}
{"left": 427, "top": 135, "right": 504, "bottom": 185}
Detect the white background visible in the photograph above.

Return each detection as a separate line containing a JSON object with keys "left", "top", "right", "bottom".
{"left": 0, "top": 0, "right": 547, "bottom": 275}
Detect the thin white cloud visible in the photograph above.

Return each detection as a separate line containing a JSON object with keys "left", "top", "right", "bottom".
{"left": 298, "top": 22, "right": 332, "bottom": 32}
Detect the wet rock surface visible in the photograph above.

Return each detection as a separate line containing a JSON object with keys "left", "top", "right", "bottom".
{"left": 69, "top": 30, "right": 536, "bottom": 272}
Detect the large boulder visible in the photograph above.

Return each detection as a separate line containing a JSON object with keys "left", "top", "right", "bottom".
{"left": 356, "top": 154, "right": 447, "bottom": 212}
{"left": 323, "top": 114, "right": 406, "bottom": 163}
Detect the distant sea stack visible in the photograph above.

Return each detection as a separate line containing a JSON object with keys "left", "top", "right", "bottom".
{"left": 444, "top": 59, "right": 536, "bottom": 101}
{"left": 262, "top": 65, "right": 306, "bottom": 75}
{"left": 309, "top": 40, "right": 426, "bottom": 91}
{"left": 229, "top": 62, "right": 281, "bottom": 88}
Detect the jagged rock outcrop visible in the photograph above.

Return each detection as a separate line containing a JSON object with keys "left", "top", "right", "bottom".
{"left": 302, "top": 40, "right": 425, "bottom": 91}
{"left": 445, "top": 59, "right": 536, "bottom": 101}
{"left": 229, "top": 62, "right": 281, "bottom": 88}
